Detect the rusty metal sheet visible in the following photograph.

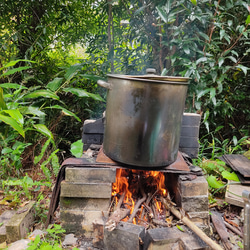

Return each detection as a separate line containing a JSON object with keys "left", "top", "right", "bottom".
{"left": 220, "top": 154, "right": 250, "bottom": 177}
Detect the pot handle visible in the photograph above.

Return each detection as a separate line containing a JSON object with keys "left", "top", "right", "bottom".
{"left": 97, "top": 80, "right": 112, "bottom": 89}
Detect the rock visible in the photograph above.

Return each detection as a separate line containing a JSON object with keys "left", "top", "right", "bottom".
{"left": 28, "top": 229, "right": 46, "bottom": 240}
{"left": 8, "top": 239, "right": 30, "bottom": 250}
{"left": 62, "top": 233, "right": 78, "bottom": 247}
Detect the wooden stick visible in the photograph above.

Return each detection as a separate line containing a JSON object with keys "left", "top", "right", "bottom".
{"left": 161, "top": 198, "right": 224, "bottom": 250}
{"left": 224, "top": 221, "right": 243, "bottom": 238}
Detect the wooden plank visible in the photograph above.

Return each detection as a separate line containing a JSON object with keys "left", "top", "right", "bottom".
{"left": 225, "top": 180, "right": 250, "bottom": 207}
{"left": 221, "top": 155, "right": 250, "bottom": 177}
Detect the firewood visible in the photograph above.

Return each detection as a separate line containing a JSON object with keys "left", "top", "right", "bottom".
{"left": 152, "top": 218, "right": 170, "bottom": 227}
{"left": 105, "top": 192, "right": 130, "bottom": 231}
{"left": 161, "top": 197, "right": 224, "bottom": 250}
{"left": 128, "top": 177, "right": 147, "bottom": 223}
{"left": 224, "top": 221, "right": 243, "bottom": 238}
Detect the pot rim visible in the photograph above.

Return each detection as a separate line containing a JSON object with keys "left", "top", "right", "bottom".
{"left": 107, "top": 74, "right": 190, "bottom": 84}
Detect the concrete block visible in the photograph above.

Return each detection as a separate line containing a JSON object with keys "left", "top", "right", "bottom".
{"left": 144, "top": 227, "right": 209, "bottom": 250}
{"left": 182, "top": 113, "right": 201, "bottom": 126}
{"left": 104, "top": 221, "right": 145, "bottom": 250}
{"left": 179, "top": 137, "right": 199, "bottom": 148}
{"left": 65, "top": 167, "right": 116, "bottom": 183}
{"left": 180, "top": 234, "right": 209, "bottom": 250}
{"left": 180, "top": 126, "right": 200, "bottom": 137}
{"left": 60, "top": 209, "right": 107, "bottom": 237}
{"left": 178, "top": 176, "right": 208, "bottom": 197}
{"left": 0, "top": 210, "right": 16, "bottom": 243}
{"left": 60, "top": 181, "right": 112, "bottom": 198}
{"left": 60, "top": 197, "right": 110, "bottom": 211}
{"left": 143, "top": 227, "right": 186, "bottom": 250}
{"left": 6, "top": 201, "right": 35, "bottom": 243}
{"left": 181, "top": 195, "right": 209, "bottom": 212}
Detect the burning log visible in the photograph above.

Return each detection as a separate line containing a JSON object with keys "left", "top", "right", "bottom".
{"left": 105, "top": 192, "right": 130, "bottom": 231}
{"left": 128, "top": 177, "right": 147, "bottom": 223}
{"left": 161, "top": 197, "right": 224, "bottom": 250}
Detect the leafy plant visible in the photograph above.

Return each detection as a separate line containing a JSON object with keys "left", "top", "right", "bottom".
{"left": 70, "top": 140, "right": 84, "bottom": 158}
{"left": 27, "top": 224, "right": 78, "bottom": 250}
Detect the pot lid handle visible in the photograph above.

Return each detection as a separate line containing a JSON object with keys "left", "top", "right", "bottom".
{"left": 146, "top": 68, "right": 156, "bottom": 75}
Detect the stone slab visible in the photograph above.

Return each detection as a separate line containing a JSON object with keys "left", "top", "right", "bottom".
{"left": 60, "top": 197, "right": 110, "bottom": 211}
{"left": 180, "top": 126, "right": 200, "bottom": 137}
{"left": 60, "top": 181, "right": 112, "bottom": 198}
{"left": 143, "top": 227, "right": 186, "bottom": 250}
{"left": 0, "top": 210, "right": 16, "bottom": 243}
{"left": 104, "top": 221, "right": 146, "bottom": 250}
{"left": 60, "top": 209, "right": 107, "bottom": 237}
{"left": 182, "top": 113, "right": 201, "bottom": 126}
{"left": 6, "top": 201, "right": 35, "bottom": 243}
{"left": 65, "top": 167, "right": 116, "bottom": 183}
{"left": 179, "top": 137, "right": 199, "bottom": 148}
{"left": 181, "top": 195, "right": 209, "bottom": 212}
{"left": 144, "top": 227, "right": 208, "bottom": 250}
{"left": 178, "top": 176, "right": 208, "bottom": 197}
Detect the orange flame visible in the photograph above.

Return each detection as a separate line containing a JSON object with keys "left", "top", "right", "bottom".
{"left": 111, "top": 169, "right": 167, "bottom": 224}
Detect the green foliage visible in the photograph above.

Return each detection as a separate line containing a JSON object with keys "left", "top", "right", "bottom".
{"left": 70, "top": 140, "right": 84, "bottom": 158}
{"left": 27, "top": 224, "right": 76, "bottom": 250}
{"left": 1, "top": 175, "right": 51, "bottom": 201}
{"left": 200, "top": 159, "right": 240, "bottom": 193}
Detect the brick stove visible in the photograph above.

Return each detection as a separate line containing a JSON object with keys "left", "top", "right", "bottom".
{"left": 56, "top": 113, "right": 211, "bottom": 249}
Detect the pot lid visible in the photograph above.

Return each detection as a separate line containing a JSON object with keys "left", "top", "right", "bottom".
{"left": 107, "top": 68, "right": 190, "bottom": 84}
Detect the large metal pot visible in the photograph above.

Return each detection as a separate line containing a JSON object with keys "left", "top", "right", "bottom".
{"left": 97, "top": 70, "right": 189, "bottom": 167}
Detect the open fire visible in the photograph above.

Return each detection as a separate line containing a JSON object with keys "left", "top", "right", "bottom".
{"left": 106, "top": 169, "right": 174, "bottom": 230}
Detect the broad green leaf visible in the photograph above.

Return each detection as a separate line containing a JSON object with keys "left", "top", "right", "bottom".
{"left": 218, "top": 57, "right": 224, "bottom": 67}
{"left": 236, "top": 65, "right": 249, "bottom": 75}
{"left": 63, "top": 87, "right": 89, "bottom": 97}
{"left": 0, "top": 87, "right": 7, "bottom": 110}
{"left": 215, "top": 125, "right": 224, "bottom": 133}
{"left": 2, "top": 109, "right": 24, "bottom": 125}
{"left": 70, "top": 139, "right": 84, "bottom": 158}
{"left": 196, "top": 57, "right": 207, "bottom": 65}
{"left": 23, "top": 106, "right": 45, "bottom": 117}
{"left": 34, "top": 124, "right": 53, "bottom": 140}
{"left": 46, "top": 77, "right": 63, "bottom": 91}
{"left": 156, "top": 6, "right": 168, "bottom": 23}
{"left": 1, "top": 66, "right": 31, "bottom": 77}
{"left": 0, "top": 114, "right": 25, "bottom": 137}
{"left": 0, "top": 83, "right": 27, "bottom": 89}
{"left": 87, "top": 93, "right": 105, "bottom": 102}
{"left": 220, "top": 29, "right": 225, "bottom": 40}
{"left": 161, "top": 68, "right": 168, "bottom": 76}
{"left": 190, "top": 0, "right": 197, "bottom": 6}
{"left": 232, "top": 135, "right": 238, "bottom": 146}
{"left": 246, "top": 15, "right": 250, "bottom": 25}
{"left": 227, "top": 56, "right": 237, "bottom": 63}
{"left": 203, "top": 110, "right": 210, "bottom": 123}
{"left": 64, "top": 64, "right": 82, "bottom": 82}
{"left": 0, "top": 59, "right": 35, "bottom": 70}
{"left": 183, "top": 47, "right": 190, "bottom": 54}
{"left": 24, "top": 90, "right": 59, "bottom": 100}
{"left": 197, "top": 88, "right": 211, "bottom": 99}
{"left": 206, "top": 175, "right": 224, "bottom": 189}
{"left": 221, "top": 171, "right": 240, "bottom": 182}
{"left": 48, "top": 105, "right": 81, "bottom": 122}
